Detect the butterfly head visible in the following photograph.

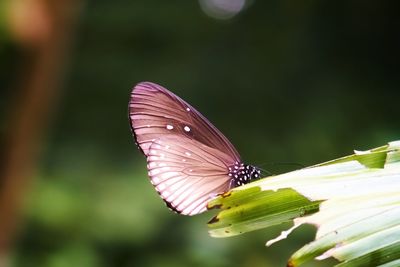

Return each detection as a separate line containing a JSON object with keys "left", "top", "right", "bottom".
{"left": 228, "top": 162, "right": 261, "bottom": 188}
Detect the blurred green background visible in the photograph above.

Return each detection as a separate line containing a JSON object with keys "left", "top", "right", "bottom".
{"left": 1, "top": 1, "right": 399, "bottom": 266}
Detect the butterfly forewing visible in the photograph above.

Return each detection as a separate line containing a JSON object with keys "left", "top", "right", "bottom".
{"left": 147, "top": 136, "right": 232, "bottom": 215}
{"left": 129, "top": 82, "right": 241, "bottom": 162}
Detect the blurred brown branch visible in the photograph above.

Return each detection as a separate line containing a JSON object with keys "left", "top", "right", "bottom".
{"left": 0, "top": 0, "right": 80, "bottom": 262}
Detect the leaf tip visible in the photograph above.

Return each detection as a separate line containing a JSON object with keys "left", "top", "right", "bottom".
{"left": 286, "top": 260, "right": 296, "bottom": 267}
{"left": 207, "top": 216, "right": 219, "bottom": 224}
{"left": 207, "top": 203, "right": 222, "bottom": 210}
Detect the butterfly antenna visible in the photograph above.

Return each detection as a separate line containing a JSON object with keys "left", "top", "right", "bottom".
{"left": 257, "top": 162, "right": 305, "bottom": 169}
{"left": 253, "top": 161, "right": 305, "bottom": 178}
{"left": 257, "top": 167, "right": 272, "bottom": 177}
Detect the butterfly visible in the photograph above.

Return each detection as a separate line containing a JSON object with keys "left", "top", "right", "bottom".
{"left": 129, "top": 82, "right": 261, "bottom": 215}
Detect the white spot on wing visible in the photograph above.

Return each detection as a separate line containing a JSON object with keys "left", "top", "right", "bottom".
{"left": 186, "top": 107, "right": 191, "bottom": 112}
{"left": 184, "top": 126, "right": 191, "bottom": 132}
{"left": 180, "top": 198, "right": 194, "bottom": 210}
{"left": 161, "top": 190, "right": 171, "bottom": 198}
{"left": 149, "top": 169, "right": 160, "bottom": 175}
{"left": 160, "top": 166, "right": 171, "bottom": 172}
{"left": 160, "top": 172, "right": 179, "bottom": 180}
{"left": 148, "top": 162, "right": 157, "bottom": 168}
{"left": 185, "top": 196, "right": 207, "bottom": 215}
{"left": 177, "top": 203, "right": 186, "bottom": 211}
{"left": 166, "top": 124, "right": 174, "bottom": 130}
{"left": 185, "top": 152, "right": 191, "bottom": 156}
{"left": 157, "top": 183, "right": 166, "bottom": 191}
{"left": 169, "top": 179, "right": 186, "bottom": 191}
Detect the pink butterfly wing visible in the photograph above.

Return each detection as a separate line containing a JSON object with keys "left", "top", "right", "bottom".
{"left": 129, "top": 82, "right": 241, "bottom": 162}
{"left": 147, "top": 136, "right": 232, "bottom": 215}
{"left": 129, "top": 82, "right": 241, "bottom": 215}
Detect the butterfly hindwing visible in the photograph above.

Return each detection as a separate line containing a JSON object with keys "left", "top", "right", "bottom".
{"left": 147, "top": 136, "right": 233, "bottom": 215}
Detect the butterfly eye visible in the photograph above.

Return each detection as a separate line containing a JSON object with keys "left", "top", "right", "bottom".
{"left": 129, "top": 82, "right": 258, "bottom": 215}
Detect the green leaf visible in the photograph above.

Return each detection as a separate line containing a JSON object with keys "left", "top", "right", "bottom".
{"left": 207, "top": 140, "right": 400, "bottom": 266}
{"left": 208, "top": 188, "right": 320, "bottom": 237}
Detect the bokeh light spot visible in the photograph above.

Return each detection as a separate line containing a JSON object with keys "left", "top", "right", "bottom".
{"left": 199, "top": 0, "right": 248, "bottom": 20}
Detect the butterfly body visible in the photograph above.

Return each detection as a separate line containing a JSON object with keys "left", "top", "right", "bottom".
{"left": 129, "top": 82, "right": 259, "bottom": 215}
